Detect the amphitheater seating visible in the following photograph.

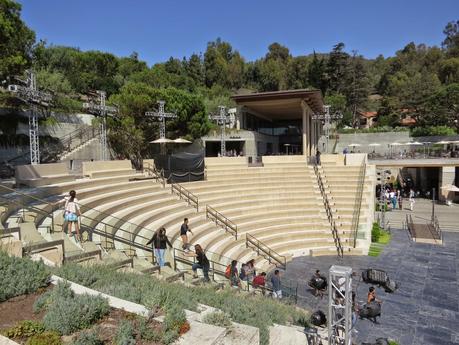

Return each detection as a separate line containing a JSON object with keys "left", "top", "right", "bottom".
{"left": 82, "top": 160, "right": 136, "bottom": 178}
{"left": 15, "top": 162, "right": 75, "bottom": 187}
{"left": 3, "top": 156, "right": 374, "bottom": 279}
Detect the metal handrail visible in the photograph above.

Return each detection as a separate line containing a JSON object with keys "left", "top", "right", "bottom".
{"left": 171, "top": 183, "right": 199, "bottom": 211}
{"left": 205, "top": 205, "right": 237, "bottom": 239}
{"left": 405, "top": 214, "right": 414, "bottom": 239}
{"left": 312, "top": 164, "right": 344, "bottom": 258}
{"left": 144, "top": 163, "right": 166, "bottom": 188}
{"left": 0, "top": 184, "right": 159, "bottom": 243}
{"left": 430, "top": 215, "right": 442, "bottom": 242}
{"left": 245, "top": 233, "right": 286, "bottom": 269}
{"left": 350, "top": 160, "right": 366, "bottom": 247}
{"left": 0, "top": 189, "right": 158, "bottom": 264}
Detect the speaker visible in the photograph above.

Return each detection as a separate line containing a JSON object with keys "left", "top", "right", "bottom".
{"left": 310, "top": 310, "right": 326, "bottom": 326}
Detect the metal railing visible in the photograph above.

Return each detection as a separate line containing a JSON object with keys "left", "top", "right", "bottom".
{"left": 171, "top": 183, "right": 199, "bottom": 211}
{"left": 0, "top": 186, "right": 158, "bottom": 264}
{"left": 405, "top": 214, "right": 414, "bottom": 239}
{"left": 312, "top": 164, "right": 344, "bottom": 258}
{"left": 144, "top": 163, "right": 166, "bottom": 188}
{"left": 172, "top": 246, "right": 298, "bottom": 302}
{"left": 245, "top": 233, "right": 287, "bottom": 269}
{"left": 350, "top": 160, "right": 366, "bottom": 247}
{"left": 206, "top": 205, "right": 238, "bottom": 240}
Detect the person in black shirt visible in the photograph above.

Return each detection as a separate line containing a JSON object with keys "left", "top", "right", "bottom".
{"left": 189, "top": 244, "right": 210, "bottom": 282}
{"left": 146, "top": 227, "right": 172, "bottom": 269}
{"left": 180, "top": 218, "right": 193, "bottom": 251}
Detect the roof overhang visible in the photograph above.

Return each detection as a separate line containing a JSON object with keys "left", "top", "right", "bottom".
{"left": 232, "top": 89, "right": 324, "bottom": 120}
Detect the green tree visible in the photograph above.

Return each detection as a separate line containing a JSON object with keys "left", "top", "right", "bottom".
{"left": 185, "top": 53, "right": 204, "bottom": 86}
{"left": 308, "top": 52, "right": 327, "bottom": 94}
{"left": 442, "top": 20, "right": 459, "bottom": 57}
{"left": 326, "top": 43, "right": 350, "bottom": 93}
{"left": 439, "top": 58, "right": 459, "bottom": 84}
{"left": 0, "top": 0, "right": 36, "bottom": 81}
{"left": 418, "top": 83, "right": 459, "bottom": 130}
{"left": 287, "top": 56, "right": 310, "bottom": 89}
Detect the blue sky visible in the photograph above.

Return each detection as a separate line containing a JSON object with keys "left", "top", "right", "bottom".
{"left": 19, "top": 0, "right": 459, "bottom": 65}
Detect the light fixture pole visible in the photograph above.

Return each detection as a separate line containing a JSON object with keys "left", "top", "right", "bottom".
{"left": 209, "top": 106, "right": 230, "bottom": 157}
{"left": 312, "top": 105, "right": 343, "bottom": 154}
{"left": 7, "top": 70, "right": 53, "bottom": 165}
{"left": 83, "top": 90, "right": 118, "bottom": 160}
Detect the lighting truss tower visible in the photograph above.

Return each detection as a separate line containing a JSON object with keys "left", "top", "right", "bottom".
{"left": 312, "top": 105, "right": 343, "bottom": 153}
{"left": 328, "top": 265, "right": 353, "bottom": 345}
{"left": 209, "top": 106, "right": 230, "bottom": 157}
{"left": 82, "top": 90, "right": 118, "bottom": 161}
{"left": 145, "top": 100, "right": 178, "bottom": 139}
{"left": 7, "top": 70, "right": 53, "bottom": 165}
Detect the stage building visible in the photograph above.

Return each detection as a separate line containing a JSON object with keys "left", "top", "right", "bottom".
{"left": 202, "top": 89, "right": 324, "bottom": 157}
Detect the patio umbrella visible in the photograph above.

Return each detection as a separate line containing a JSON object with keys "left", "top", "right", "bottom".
{"left": 390, "top": 142, "right": 403, "bottom": 146}
{"left": 173, "top": 138, "right": 192, "bottom": 144}
{"left": 408, "top": 142, "right": 423, "bottom": 145}
{"left": 149, "top": 138, "right": 174, "bottom": 144}
{"left": 436, "top": 140, "right": 452, "bottom": 145}
{"left": 349, "top": 143, "right": 361, "bottom": 147}
{"left": 440, "top": 185, "right": 459, "bottom": 192}
{"left": 368, "top": 143, "right": 381, "bottom": 146}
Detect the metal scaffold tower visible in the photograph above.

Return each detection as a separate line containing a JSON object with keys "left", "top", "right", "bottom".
{"left": 312, "top": 105, "right": 343, "bottom": 154}
{"left": 82, "top": 90, "right": 118, "bottom": 160}
{"left": 145, "top": 100, "right": 178, "bottom": 139}
{"left": 7, "top": 70, "right": 53, "bottom": 165}
{"left": 328, "top": 265, "right": 353, "bottom": 345}
{"left": 209, "top": 106, "right": 231, "bottom": 157}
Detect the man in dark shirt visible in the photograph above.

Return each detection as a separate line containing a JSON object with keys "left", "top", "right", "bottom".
{"left": 271, "top": 270, "right": 282, "bottom": 299}
{"left": 180, "top": 218, "right": 193, "bottom": 251}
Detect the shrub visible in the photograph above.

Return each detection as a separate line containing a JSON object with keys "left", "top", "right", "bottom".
{"left": 34, "top": 282, "right": 110, "bottom": 335}
{"left": 25, "top": 331, "right": 62, "bottom": 345}
{"left": 1, "top": 320, "right": 45, "bottom": 338}
{"left": 0, "top": 251, "right": 49, "bottom": 302}
{"left": 411, "top": 125, "right": 457, "bottom": 137}
{"left": 202, "top": 311, "right": 232, "bottom": 329}
{"left": 371, "top": 222, "right": 382, "bottom": 242}
{"left": 138, "top": 317, "right": 162, "bottom": 342}
{"left": 114, "top": 320, "right": 136, "bottom": 345}
{"left": 72, "top": 330, "right": 103, "bottom": 345}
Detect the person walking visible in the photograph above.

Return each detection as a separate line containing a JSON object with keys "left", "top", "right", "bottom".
{"left": 62, "top": 190, "right": 81, "bottom": 242}
{"left": 271, "top": 270, "right": 282, "bottom": 299}
{"left": 316, "top": 150, "right": 321, "bottom": 165}
{"left": 409, "top": 188, "right": 415, "bottom": 211}
{"left": 190, "top": 244, "right": 210, "bottom": 282}
{"left": 397, "top": 190, "right": 403, "bottom": 210}
{"left": 146, "top": 227, "right": 172, "bottom": 270}
{"left": 180, "top": 218, "right": 193, "bottom": 251}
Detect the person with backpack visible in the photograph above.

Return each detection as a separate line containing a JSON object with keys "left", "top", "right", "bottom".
{"left": 225, "top": 260, "right": 241, "bottom": 289}
{"left": 189, "top": 244, "right": 210, "bottom": 282}
{"left": 252, "top": 272, "right": 267, "bottom": 295}
{"left": 146, "top": 227, "right": 172, "bottom": 270}
{"left": 58, "top": 190, "right": 81, "bottom": 242}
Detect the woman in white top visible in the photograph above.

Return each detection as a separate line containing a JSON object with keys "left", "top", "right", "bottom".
{"left": 59, "top": 190, "right": 81, "bottom": 241}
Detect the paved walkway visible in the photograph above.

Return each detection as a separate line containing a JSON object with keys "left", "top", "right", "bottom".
{"left": 283, "top": 229, "right": 459, "bottom": 345}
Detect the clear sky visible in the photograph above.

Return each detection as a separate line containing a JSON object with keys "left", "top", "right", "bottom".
{"left": 19, "top": 0, "right": 459, "bottom": 65}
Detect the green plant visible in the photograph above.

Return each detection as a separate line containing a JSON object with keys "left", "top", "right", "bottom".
{"left": 411, "top": 125, "right": 457, "bottom": 137}
{"left": 0, "top": 251, "right": 50, "bottom": 302}
{"left": 388, "top": 341, "right": 399, "bottom": 345}
{"left": 72, "top": 329, "right": 103, "bottom": 345}
{"left": 1, "top": 320, "right": 45, "bottom": 338}
{"left": 25, "top": 331, "right": 62, "bottom": 345}
{"left": 164, "top": 305, "right": 187, "bottom": 333}
{"left": 114, "top": 320, "right": 136, "bottom": 345}
{"left": 371, "top": 222, "right": 382, "bottom": 242}
{"left": 34, "top": 282, "right": 110, "bottom": 335}
{"left": 295, "top": 315, "right": 310, "bottom": 328}
{"left": 138, "top": 317, "right": 162, "bottom": 341}
{"left": 162, "top": 329, "right": 179, "bottom": 345}
{"left": 202, "top": 311, "right": 233, "bottom": 329}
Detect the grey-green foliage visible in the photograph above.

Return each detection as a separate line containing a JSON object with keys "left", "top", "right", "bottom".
{"left": 72, "top": 329, "right": 103, "bottom": 345}
{"left": 202, "top": 311, "right": 233, "bottom": 329}
{"left": 114, "top": 320, "right": 136, "bottom": 345}
{"left": 55, "top": 263, "right": 309, "bottom": 345}
{"left": 0, "top": 251, "right": 49, "bottom": 302}
{"left": 138, "top": 317, "right": 162, "bottom": 342}
{"left": 33, "top": 281, "right": 109, "bottom": 335}
{"left": 162, "top": 305, "right": 187, "bottom": 344}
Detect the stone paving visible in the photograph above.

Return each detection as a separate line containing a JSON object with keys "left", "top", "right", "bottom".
{"left": 283, "top": 229, "right": 459, "bottom": 345}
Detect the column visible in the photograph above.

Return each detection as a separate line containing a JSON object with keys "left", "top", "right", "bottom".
{"left": 302, "top": 107, "right": 307, "bottom": 156}
{"left": 439, "top": 166, "right": 456, "bottom": 202}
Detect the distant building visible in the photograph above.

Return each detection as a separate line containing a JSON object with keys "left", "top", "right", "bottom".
{"left": 358, "top": 110, "right": 378, "bottom": 128}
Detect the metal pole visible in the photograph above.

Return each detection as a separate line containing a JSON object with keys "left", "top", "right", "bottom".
{"left": 431, "top": 188, "right": 435, "bottom": 223}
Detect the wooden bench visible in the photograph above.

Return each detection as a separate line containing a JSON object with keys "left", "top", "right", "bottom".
{"left": 15, "top": 163, "right": 75, "bottom": 187}
{"left": 82, "top": 160, "right": 136, "bottom": 179}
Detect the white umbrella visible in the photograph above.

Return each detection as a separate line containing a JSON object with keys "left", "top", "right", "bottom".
{"left": 173, "top": 138, "right": 192, "bottom": 144}
{"left": 436, "top": 140, "right": 452, "bottom": 145}
{"left": 349, "top": 143, "right": 361, "bottom": 147}
{"left": 408, "top": 142, "right": 423, "bottom": 145}
{"left": 390, "top": 142, "right": 403, "bottom": 146}
{"left": 149, "top": 138, "right": 174, "bottom": 144}
{"left": 440, "top": 185, "right": 459, "bottom": 192}
{"left": 368, "top": 143, "right": 381, "bottom": 147}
